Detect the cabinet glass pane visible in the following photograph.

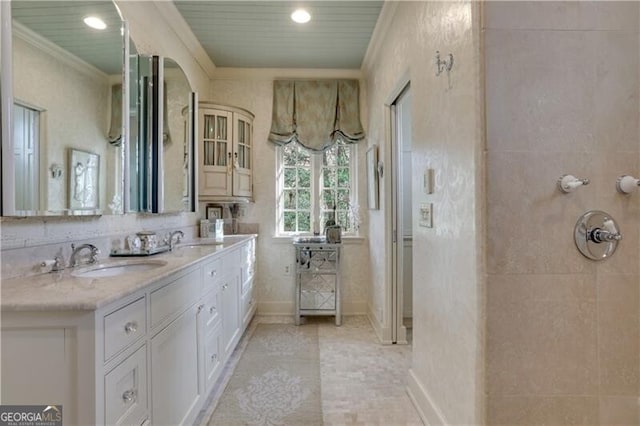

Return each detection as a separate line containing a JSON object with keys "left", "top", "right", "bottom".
{"left": 204, "top": 141, "right": 215, "bottom": 166}
{"left": 203, "top": 115, "right": 215, "bottom": 139}
{"left": 217, "top": 116, "right": 227, "bottom": 140}
{"left": 237, "top": 120, "right": 245, "bottom": 144}
{"left": 246, "top": 147, "right": 251, "bottom": 169}
{"left": 216, "top": 142, "right": 227, "bottom": 166}
{"left": 245, "top": 122, "right": 251, "bottom": 147}
{"left": 238, "top": 146, "right": 245, "bottom": 169}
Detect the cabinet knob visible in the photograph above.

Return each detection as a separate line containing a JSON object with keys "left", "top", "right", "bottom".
{"left": 122, "top": 389, "right": 137, "bottom": 403}
{"left": 209, "top": 306, "right": 215, "bottom": 314}
{"left": 210, "top": 354, "right": 217, "bottom": 362}
{"left": 124, "top": 321, "right": 138, "bottom": 334}
{"left": 222, "top": 284, "right": 228, "bottom": 290}
{"left": 197, "top": 304, "right": 205, "bottom": 313}
{"left": 210, "top": 270, "right": 217, "bottom": 277}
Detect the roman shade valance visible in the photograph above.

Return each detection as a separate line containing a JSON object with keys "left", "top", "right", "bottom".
{"left": 268, "top": 79, "right": 365, "bottom": 152}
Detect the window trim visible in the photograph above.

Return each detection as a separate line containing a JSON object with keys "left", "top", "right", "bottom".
{"left": 276, "top": 142, "right": 358, "bottom": 237}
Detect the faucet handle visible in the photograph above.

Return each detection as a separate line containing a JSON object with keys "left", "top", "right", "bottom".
{"left": 90, "top": 246, "right": 100, "bottom": 263}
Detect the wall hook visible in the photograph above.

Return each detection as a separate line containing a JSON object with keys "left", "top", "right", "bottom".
{"left": 616, "top": 175, "right": 640, "bottom": 194}
{"left": 558, "top": 174, "right": 589, "bottom": 193}
{"left": 435, "top": 51, "right": 454, "bottom": 76}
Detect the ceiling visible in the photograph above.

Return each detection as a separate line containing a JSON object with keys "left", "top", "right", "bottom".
{"left": 173, "top": 1, "right": 384, "bottom": 69}
{"left": 10, "top": 1, "right": 383, "bottom": 74}
{"left": 11, "top": 1, "right": 123, "bottom": 75}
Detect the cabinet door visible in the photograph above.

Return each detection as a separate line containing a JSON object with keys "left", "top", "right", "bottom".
{"left": 104, "top": 345, "right": 148, "bottom": 426}
{"left": 200, "top": 109, "right": 232, "bottom": 196}
{"left": 221, "top": 273, "right": 240, "bottom": 355}
{"left": 204, "top": 323, "right": 223, "bottom": 392}
{"left": 232, "top": 113, "right": 253, "bottom": 197}
{"left": 151, "top": 303, "right": 202, "bottom": 425}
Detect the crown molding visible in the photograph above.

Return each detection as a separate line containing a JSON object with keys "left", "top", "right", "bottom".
{"left": 153, "top": 1, "right": 217, "bottom": 79}
{"left": 212, "top": 67, "right": 363, "bottom": 81}
{"left": 361, "top": 1, "right": 400, "bottom": 72}
{"left": 13, "top": 21, "right": 109, "bottom": 82}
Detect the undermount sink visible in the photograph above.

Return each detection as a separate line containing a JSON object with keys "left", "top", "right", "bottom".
{"left": 71, "top": 260, "right": 167, "bottom": 278}
{"left": 176, "top": 240, "right": 223, "bottom": 250}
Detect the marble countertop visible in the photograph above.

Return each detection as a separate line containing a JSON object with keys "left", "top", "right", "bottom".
{"left": 1, "top": 234, "right": 257, "bottom": 312}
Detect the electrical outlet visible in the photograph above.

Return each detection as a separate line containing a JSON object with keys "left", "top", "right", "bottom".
{"left": 284, "top": 264, "right": 292, "bottom": 276}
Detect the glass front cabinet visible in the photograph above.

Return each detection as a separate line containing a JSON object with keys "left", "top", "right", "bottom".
{"left": 199, "top": 103, "right": 254, "bottom": 200}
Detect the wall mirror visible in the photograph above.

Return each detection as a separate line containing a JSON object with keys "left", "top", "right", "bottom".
{"left": 130, "top": 55, "right": 196, "bottom": 214}
{"left": 1, "top": 0, "right": 127, "bottom": 216}
{"left": 160, "top": 57, "right": 196, "bottom": 213}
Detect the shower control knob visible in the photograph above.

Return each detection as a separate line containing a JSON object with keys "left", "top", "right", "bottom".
{"left": 616, "top": 175, "right": 640, "bottom": 194}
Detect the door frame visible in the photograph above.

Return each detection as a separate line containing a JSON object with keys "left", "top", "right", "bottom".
{"left": 383, "top": 73, "right": 411, "bottom": 344}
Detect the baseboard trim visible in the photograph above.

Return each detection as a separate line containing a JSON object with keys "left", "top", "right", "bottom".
{"left": 257, "top": 301, "right": 367, "bottom": 316}
{"left": 366, "top": 303, "right": 393, "bottom": 344}
{"left": 407, "top": 368, "right": 448, "bottom": 426}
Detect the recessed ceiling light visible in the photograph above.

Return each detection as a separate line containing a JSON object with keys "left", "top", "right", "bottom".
{"left": 291, "top": 9, "right": 311, "bottom": 24}
{"left": 83, "top": 16, "right": 107, "bottom": 30}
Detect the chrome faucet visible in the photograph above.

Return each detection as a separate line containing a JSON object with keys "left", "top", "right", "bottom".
{"left": 69, "top": 243, "right": 100, "bottom": 267}
{"left": 166, "top": 230, "right": 184, "bottom": 251}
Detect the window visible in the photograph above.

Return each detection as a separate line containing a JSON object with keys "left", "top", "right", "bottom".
{"left": 277, "top": 141, "right": 358, "bottom": 235}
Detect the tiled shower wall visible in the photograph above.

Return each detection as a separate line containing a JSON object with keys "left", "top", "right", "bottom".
{"left": 485, "top": 2, "right": 640, "bottom": 423}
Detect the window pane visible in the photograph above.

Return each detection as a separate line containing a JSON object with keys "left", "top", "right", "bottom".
{"left": 298, "top": 189, "right": 311, "bottom": 209}
{"left": 322, "top": 211, "right": 335, "bottom": 228}
{"left": 284, "top": 168, "right": 296, "bottom": 188}
{"left": 284, "top": 190, "right": 296, "bottom": 209}
{"left": 298, "top": 168, "right": 311, "bottom": 188}
{"left": 337, "top": 189, "right": 350, "bottom": 210}
{"left": 337, "top": 211, "right": 350, "bottom": 229}
{"left": 322, "top": 189, "right": 335, "bottom": 209}
{"left": 337, "top": 145, "right": 350, "bottom": 166}
{"left": 298, "top": 212, "right": 311, "bottom": 232}
{"left": 322, "top": 169, "right": 336, "bottom": 188}
{"left": 284, "top": 212, "right": 297, "bottom": 232}
{"left": 323, "top": 147, "right": 337, "bottom": 167}
{"left": 337, "top": 167, "right": 350, "bottom": 188}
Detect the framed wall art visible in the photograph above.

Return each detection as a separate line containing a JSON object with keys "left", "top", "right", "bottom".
{"left": 68, "top": 148, "right": 99, "bottom": 210}
{"left": 206, "top": 204, "right": 223, "bottom": 220}
{"left": 366, "top": 145, "right": 379, "bottom": 210}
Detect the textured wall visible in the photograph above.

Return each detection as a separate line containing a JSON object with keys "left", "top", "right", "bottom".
{"left": 485, "top": 2, "right": 640, "bottom": 424}
{"left": 1, "top": 3, "right": 208, "bottom": 266}
{"left": 13, "top": 36, "right": 110, "bottom": 212}
{"left": 205, "top": 76, "right": 372, "bottom": 315}
{"left": 363, "top": 1, "right": 484, "bottom": 424}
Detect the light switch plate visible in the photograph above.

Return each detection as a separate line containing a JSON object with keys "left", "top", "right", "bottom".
{"left": 423, "top": 169, "right": 434, "bottom": 194}
{"left": 419, "top": 203, "right": 433, "bottom": 228}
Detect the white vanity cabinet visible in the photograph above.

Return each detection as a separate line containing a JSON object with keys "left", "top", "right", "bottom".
{"left": 0, "top": 236, "right": 258, "bottom": 426}
{"left": 240, "top": 237, "right": 257, "bottom": 329}
{"left": 220, "top": 248, "right": 242, "bottom": 356}
{"left": 199, "top": 103, "right": 254, "bottom": 201}
{"left": 149, "top": 267, "right": 203, "bottom": 426}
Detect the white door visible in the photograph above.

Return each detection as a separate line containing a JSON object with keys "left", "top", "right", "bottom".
{"left": 13, "top": 103, "right": 40, "bottom": 211}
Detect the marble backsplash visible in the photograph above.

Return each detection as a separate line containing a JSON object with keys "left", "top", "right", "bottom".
{"left": 0, "top": 214, "right": 258, "bottom": 280}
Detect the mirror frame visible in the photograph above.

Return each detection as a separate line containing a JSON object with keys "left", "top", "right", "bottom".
{"left": 140, "top": 55, "right": 196, "bottom": 214}
{"left": 0, "top": 0, "right": 130, "bottom": 217}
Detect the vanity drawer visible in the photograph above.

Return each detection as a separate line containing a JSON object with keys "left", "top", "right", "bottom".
{"left": 203, "top": 258, "right": 222, "bottom": 288}
{"left": 150, "top": 268, "right": 202, "bottom": 329}
{"left": 203, "top": 288, "right": 221, "bottom": 330}
{"left": 104, "top": 344, "right": 148, "bottom": 426}
{"left": 104, "top": 297, "right": 146, "bottom": 361}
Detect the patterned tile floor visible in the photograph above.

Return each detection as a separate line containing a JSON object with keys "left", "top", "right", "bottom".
{"left": 197, "top": 315, "right": 423, "bottom": 426}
